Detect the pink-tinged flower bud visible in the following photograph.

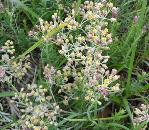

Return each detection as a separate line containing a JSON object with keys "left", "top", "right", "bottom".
{"left": 142, "top": 25, "right": 147, "bottom": 33}
{"left": 0, "top": 67, "right": 6, "bottom": 80}
{"left": 96, "top": 38, "right": 101, "bottom": 44}
{"left": 108, "top": 38, "right": 113, "bottom": 43}
{"left": 0, "top": 2, "right": 4, "bottom": 12}
{"left": 133, "top": 16, "right": 138, "bottom": 25}
{"left": 98, "top": 87, "right": 109, "bottom": 96}
{"left": 0, "top": 48, "right": 5, "bottom": 52}
{"left": 101, "top": 0, "right": 107, "bottom": 5}
{"left": 112, "top": 7, "right": 118, "bottom": 18}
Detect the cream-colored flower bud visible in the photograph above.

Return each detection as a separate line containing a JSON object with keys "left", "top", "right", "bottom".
{"left": 55, "top": 105, "right": 60, "bottom": 110}
{"left": 85, "top": 96, "right": 90, "bottom": 100}
{"left": 77, "top": 52, "right": 82, "bottom": 57}
{"left": 101, "top": 37, "right": 107, "bottom": 43}
{"left": 113, "top": 75, "right": 120, "bottom": 80}
{"left": 65, "top": 39, "right": 69, "bottom": 43}
{"left": 63, "top": 99, "right": 68, "bottom": 105}
{"left": 107, "top": 33, "right": 112, "bottom": 38}
{"left": 43, "top": 126, "right": 48, "bottom": 130}
{"left": 5, "top": 41, "right": 9, "bottom": 46}
{"left": 112, "top": 84, "right": 120, "bottom": 92}
{"left": 54, "top": 122, "right": 58, "bottom": 126}
{"left": 111, "top": 18, "right": 117, "bottom": 22}
{"left": 70, "top": 52, "right": 75, "bottom": 58}
{"left": 72, "top": 9, "right": 75, "bottom": 16}
{"left": 84, "top": 1, "right": 89, "bottom": 4}
{"left": 107, "top": 2, "right": 113, "bottom": 8}
{"left": 98, "top": 2, "right": 104, "bottom": 8}
{"left": 91, "top": 98, "right": 95, "bottom": 102}
{"left": 134, "top": 108, "right": 142, "bottom": 115}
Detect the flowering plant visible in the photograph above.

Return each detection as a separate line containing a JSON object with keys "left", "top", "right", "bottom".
{"left": 133, "top": 104, "right": 149, "bottom": 127}
{"left": 1, "top": 1, "right": 121, "bottom": 130}
{"left": 11, "top": 84, "right": 61, "bottom": 130}
{"left": 40, "top": 1, "right": 120, "bottom": 106}
{"left": 0, "top": 40, "right": 31, "bottom": 83}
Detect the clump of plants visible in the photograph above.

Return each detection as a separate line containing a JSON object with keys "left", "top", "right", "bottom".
{"left": 1, "top": 1, "right": 120, "bottom": 129}
{"left": 0, "top": 0, "right": 148, "bottom": 130}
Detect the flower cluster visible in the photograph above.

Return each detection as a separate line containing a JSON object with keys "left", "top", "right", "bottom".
{"left": 80, "top": 1, "right": 118, "bottom": 21}
{"left": 28, "top": 11, "right": 78, "bottom": 42}
{"left": 39, "top": 1, "right": 120, "bottom": 106}
{"left": 43, "top": 64, "right": 56, "bottom": 85}
{"left": 0, "top": 66, "right": 7, "bottom": 82}
{"left": 0, "top": 0, "right": 4, "bottom": 13}
{"left": 133, "top": 104, "right": 149, "bottom": 126}
{"left": 12, "top": 84, "right": 61, "bottom": 130}
{"left": 0, "top": 40, "right": 31, "bottom": 82}
{"left": 80, "top": 1, "right": 118, "bottom": 45}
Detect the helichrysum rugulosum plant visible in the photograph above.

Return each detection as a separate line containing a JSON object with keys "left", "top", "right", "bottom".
{"left": 0, "top": 0, "right": 148, "bottom": 130}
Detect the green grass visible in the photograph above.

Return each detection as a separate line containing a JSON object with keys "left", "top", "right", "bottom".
{"left": 0, "top": 0, "right": 149, "bottom": 130}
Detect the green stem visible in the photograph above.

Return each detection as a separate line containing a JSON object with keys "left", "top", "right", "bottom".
{"left": 126, "top": 35, "right": 142, "bottom": 92}
{"left": 7, "top": 81, "right": 18, "bottom": 92}
{"left": 64, "top": 115, "right": 128, "bottom": 122}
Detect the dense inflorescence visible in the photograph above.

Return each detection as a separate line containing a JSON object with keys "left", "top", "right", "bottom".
{"left": 40, "top": 1, "right": 120, "bottom": 105}
{"left": 11, "top": 84, "right": 61, "bottom": 130}
{"left": 133, "top": 104, "right": 149, "bottom": 127}
{"left": 0, "top": 40, "right": 31, "bottom": 82}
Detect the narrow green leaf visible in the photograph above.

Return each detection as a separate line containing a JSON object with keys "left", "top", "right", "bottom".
{"left": 126, "top": 0, "right": 147, "bottom": 93}
{"left": 8, "top": 0, "right": 39, "bottom": 19}
{"left": 107, "top": 123, "right": 130, "bottom": 130}
{"left": 123, "top": 98, "right": 133, "bottom": 125}
{"left": 0, "top": 92, "right": 15, "bottom": 98}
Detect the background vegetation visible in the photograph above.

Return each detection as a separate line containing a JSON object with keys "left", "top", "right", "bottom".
{"left": 0, "top": 0, "right": 149, "bottom": 130}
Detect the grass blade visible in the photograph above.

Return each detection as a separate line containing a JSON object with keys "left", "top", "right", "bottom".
{"left": 126, "top": 0, "right": 147, "bottom": 93}
{"left": 0, "top": 92, "right": 15, "bottom": 98}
